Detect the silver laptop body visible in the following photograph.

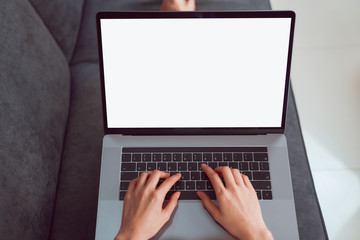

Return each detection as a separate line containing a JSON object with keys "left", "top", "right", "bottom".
{"left": 95, "top": 11, "right": 298, "bottom": 240}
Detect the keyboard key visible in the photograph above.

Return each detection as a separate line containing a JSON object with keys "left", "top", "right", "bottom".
{"left": 170, "top": 172, "right": 178, "bottom": 176}
{"left": 180, "top": 172, "right": 190, "bottom": 180}
{"left": 183, "top": 153, "right": 192, "bottom": 161}
{"left": 251, "top": 181, "right": 271, "bottom": 190}
{"left": 223, "top": 153, "right": 233, "bottom": 161}
{"left": 234, "top": 153, "right": 243, "bottom": 161}
{"left": 191, "top": 172, "right": 200, "bottom": 180}
{"left": 200, "top": 172, "right": 208, "bottom": 180}
{"left": 250, "top": 162, "right": 259, "bottom": 170}
{"left": 168, "top": 163, "right": 177, "bottom": 171}
{"left": 239, "top": 162, "right": 249, "bottom": 170}
{"left": 122, "top": 154, "right": 131, "bottom": 162}
{"left": 188, "top": 163, "right": 197, "bottom": 171}
{"left": 131, "top": 153, "right": 141, "bottom": 162}
{"left": 260, "top": 162, "right": 270, "bottom": 170}
{"left": 262, "top": 191, "right": 273, "bottom": 199}
{"left": 244, "top": 153, "right": 253, "bottom": 161}
{"left": 120, "top": 181, "right": 130, "bottom": 190}
{"left": 253, "top": 171, "right": 270, "bottom": 180}
{"left": 186, "top": 181, "right": 195, "bottom": 190}
{"left": 147, "top": 163, "right": 156, "bottom": 171}
{"left": 206, "top": 181, "right": 213, "bottom": 190}
{"left": 193, "top": 153, "right": 202, "bottom": 161}
{"left": 178, "top": 163, "right": 187, "bottom": 171}
{"left": 198, "top": 162, "right": 205, "bottom": 169}
{"left": 196, "top": 181, "right": 206, "bottom": 190}
{"left": 163, "top": 153, "right": 172, "bottom": 162}
{"left": 121, "top": 172, "right": 138, "bottom": 180}
{"left": 137, "top": 163, "right": 146, "bottom": 171}
{"left": 203, "top": 153, "right": 213, "bottom": 161}
{"left": 208, "top": 162, "right": 217, "bottom": 169}
{"left": 175, "top": 181, "right": 185, "bottom": 190}
{"left": 254, "top": 153, "right": 268, "bottom": 161}
{"left": 142, "top": 154, "right": 152, "bottom": 162}
{"left": 213, "top": 153, "right": 222, "bottom": 161}
{"left": 157, "top": 162, "right": 167, "bottom": 171}
{"left": 242, "top": 171, "right": 252, "bottom": 180}
{"left": 132, "top": 153, "right": 141, "bottom": 162}
{"left": 121, "top": 163, "right": 135, "bottom": 171}
{"left": 153, "top": 154, "right": 161, "bottom": 162}
{"left": 173, "top": 153, "right": 182, "bottom": 161}
{"left": 256, "top": 191, "right": 262, "bottom": 200}
{"left": 219, "top": 162, "right": 228, "bottom": 167}
{"left": 119, "top": 191, "right": 126, "bottom": 200}
{"left": 229, "top": 162, "right": 238, "bottom": 169}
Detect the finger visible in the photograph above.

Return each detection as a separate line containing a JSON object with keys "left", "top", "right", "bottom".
{"left": 201, "top": 164, "right": 225, "bottom": 194}
{"left": 214, "top": 166, "right": 236, "bottom": 188}
{"left": 157, "top": 173, "right": 182, "bottom": 196}
{"left": 137, "top": 172, "right": 151, "bottom": 187}
{"left": 146, "top": 170, "right": 170, "bottom": 189}
{"left": 231, "top": 168, "right": 244, "bottom": 186}
{"left": 127, "top": 178, "right": 138, "bottom": 193}
{"left": 242, "top": 174, "right": 253, "bottom": 189}
{"left": 197, "top": 191, "right": 220, "bottom": 221}
{"left": 163, "top": 191, "right": 181, "bottom": 217}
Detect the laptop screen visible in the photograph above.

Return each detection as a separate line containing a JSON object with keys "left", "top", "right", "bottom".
{"left": 98, "top": 13, "right": 294, "bottom": 132}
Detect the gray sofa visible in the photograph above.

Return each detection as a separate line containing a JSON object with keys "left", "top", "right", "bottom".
{"left": 0, "top": 0, "right": 327, "bottom": 239}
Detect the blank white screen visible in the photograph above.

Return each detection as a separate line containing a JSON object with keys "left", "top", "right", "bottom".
{"left": 100, "top": 18, "right": 291, "bottom": 128}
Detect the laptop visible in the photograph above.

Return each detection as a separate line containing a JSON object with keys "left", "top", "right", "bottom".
{"left": 95, "top": 11, "right": 298, "bottom": 240}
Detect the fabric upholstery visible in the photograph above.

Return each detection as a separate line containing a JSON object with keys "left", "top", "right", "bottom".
{"left": 50, "top": 63, "right": 104, "bottom": 240}
{"left": 29, "top": 0, "right": 85, "bottom": 62}
{"left": 0, "top": 0, "right": 70, "bottom": 239}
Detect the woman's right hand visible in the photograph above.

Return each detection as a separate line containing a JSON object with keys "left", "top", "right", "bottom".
{"left": 197, "top": 164, "right": 274, "bottom": 240}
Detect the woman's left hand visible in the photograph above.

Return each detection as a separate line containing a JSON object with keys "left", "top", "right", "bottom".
{"left": 115, "top": 170, "right": 181, "bottom": 240}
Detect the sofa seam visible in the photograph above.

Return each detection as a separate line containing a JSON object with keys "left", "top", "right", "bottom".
{"left": 69, "top": 0, "right": 87, "bottom": 64}
{"left": 27, "top": 0, "right": 69, "bottom": 64}
{"left": 47, "top": 0, "right": 86, "bottom": 237}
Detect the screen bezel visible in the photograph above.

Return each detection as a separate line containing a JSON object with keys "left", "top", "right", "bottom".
{"left": 96, "top": 11, "right": 295, "bottom": 135}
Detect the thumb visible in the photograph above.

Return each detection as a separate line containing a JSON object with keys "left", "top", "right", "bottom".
{"left": 197, "top": 191, "right": 220, "bottom": 221}
{"left": 163, "top": 191, "right": 180, "bottom": 217}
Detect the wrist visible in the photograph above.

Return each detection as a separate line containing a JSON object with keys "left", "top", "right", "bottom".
{"left": 245, "top": 227, "right": 273, "bottom": 240}
{"left": 115, "top": 230, "right": 144, "bottom": 240}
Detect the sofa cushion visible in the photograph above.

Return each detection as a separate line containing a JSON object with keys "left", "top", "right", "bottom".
{"left": 0, "top": 0, "right": 70, "bottom": 239}
{"left": 29, "top": 0, "right": 85, "bottom": 62}
{"left": 50, "top": 63, "right": 104, "bottom": 240}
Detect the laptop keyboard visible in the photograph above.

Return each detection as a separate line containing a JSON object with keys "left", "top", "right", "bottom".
{"left": 119, "top": 147, "right": 272, "bottom": 201}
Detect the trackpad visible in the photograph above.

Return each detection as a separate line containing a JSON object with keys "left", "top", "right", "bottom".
{"left": 152, "top": 200, "right": 234, "bottom": 240}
